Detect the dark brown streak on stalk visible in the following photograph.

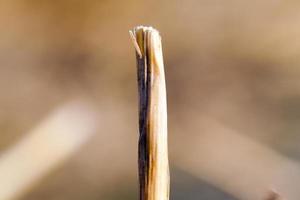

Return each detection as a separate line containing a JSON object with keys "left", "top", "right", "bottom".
{"left": 136, "top": 29, "right": 150, "bottom": 200}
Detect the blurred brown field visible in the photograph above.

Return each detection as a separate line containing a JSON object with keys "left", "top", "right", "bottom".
{"left": 1, "top": 0, "right": 300, "bottom": 199}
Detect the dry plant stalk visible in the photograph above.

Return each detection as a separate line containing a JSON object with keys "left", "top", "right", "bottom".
{"left": 130, "top": 26, "right": 170, "bottom": 200}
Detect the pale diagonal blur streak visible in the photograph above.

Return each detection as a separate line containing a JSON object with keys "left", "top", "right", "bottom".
{"left": 0, "top": 101, "right": 98, "bottom": 200}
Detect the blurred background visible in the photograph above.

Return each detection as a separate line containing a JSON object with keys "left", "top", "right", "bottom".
{"left": 1, "top": 0, "right": 300, "bottom": 199}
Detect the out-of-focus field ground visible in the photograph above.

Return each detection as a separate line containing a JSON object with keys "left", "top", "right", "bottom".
{"left": 1, "top": 0, "right": 300, "bottom": 200}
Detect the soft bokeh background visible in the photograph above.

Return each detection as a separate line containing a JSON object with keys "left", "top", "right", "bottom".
{"left": 1, "top": 0, "right": 300, "bottom": 199}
